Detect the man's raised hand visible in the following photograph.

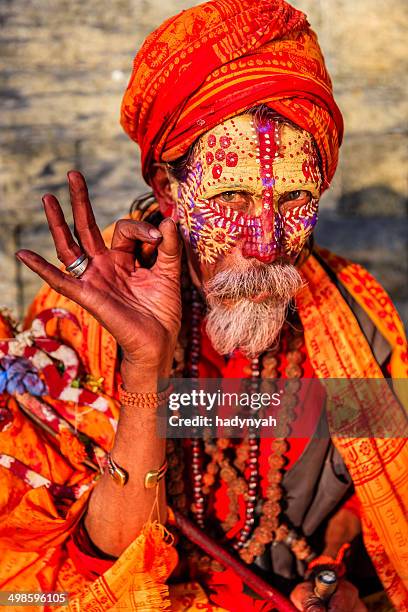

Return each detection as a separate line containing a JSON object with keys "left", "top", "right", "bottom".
{"left": 16, "top": 171, "right": 182, "bottom": 389}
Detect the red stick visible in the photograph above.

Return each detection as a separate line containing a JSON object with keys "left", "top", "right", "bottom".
{"left": 174, "top": 510, "right": 297, "bottom": 612}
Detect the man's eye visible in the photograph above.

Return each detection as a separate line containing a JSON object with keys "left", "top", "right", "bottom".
{"left": 211, "top": 191, "right": 249, "bottom": 211}
{"left": 279, "top": 190, "right": 312, "bottom": 213}
{"left": 219, "top": 191, "right": 243, "bottom": 203}
{"left": 286, "top": 190, "right": 303, "bottom": 201}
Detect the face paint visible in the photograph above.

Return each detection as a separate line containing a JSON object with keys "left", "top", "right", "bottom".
{"left": 245, "top": 119, "right": 282, "bottom": 261}
{"left": 171, "top": 115, "right": 322, "bottom": 265}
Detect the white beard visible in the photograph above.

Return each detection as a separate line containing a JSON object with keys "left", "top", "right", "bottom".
{"left": 204, "top": 261, "right": 303, "bottom": 358}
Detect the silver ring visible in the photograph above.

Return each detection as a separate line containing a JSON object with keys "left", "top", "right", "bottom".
{"left": 66, "top": 254, "right": 89, "bottom": 278}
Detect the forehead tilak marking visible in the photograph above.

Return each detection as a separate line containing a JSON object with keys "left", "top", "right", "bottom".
{"left": 188, "top": 116, "right": 285, "bottom": 264}
{"left": 240, "top": 117, "right": 283, "bottom": 262}
{"left": 274, "top": 127, "right": 321, "bottom": 258}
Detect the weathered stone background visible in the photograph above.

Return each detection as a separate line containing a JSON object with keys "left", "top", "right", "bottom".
{"left": 1, "top": 0, "right": 407, "bottom": 327}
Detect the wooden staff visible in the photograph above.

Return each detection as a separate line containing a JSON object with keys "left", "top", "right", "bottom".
{"left": 174, "top": 510, "right": 297, "bottom": 612}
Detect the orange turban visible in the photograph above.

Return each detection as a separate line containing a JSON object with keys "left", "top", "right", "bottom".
{"left": 121, "top": 0, "right": 344, "bottom": 188}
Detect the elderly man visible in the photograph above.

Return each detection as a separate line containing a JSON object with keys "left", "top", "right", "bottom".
{"left": 0, "top": 0, "right": 407, "bottom": 611}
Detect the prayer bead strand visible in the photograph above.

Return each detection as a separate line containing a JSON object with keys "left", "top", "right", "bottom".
{"left": 233, "top": 356, "right": 260, "bottom": 549}
{"left": 190, "top": 287, "right": 205, "bottom": 528}
{"left": 167, "top": 283, "right": 314, "bottom": 569}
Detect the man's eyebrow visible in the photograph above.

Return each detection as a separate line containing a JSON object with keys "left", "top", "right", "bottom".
{"left": 200, "top": 184, "right": 257, "bottom": 197}
{"left": 212, "top": 187, "right": 248, "bottom": 193}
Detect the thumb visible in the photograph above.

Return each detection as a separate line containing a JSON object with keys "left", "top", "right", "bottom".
{"left": 154, "top": 218, "right": 181, "bottom": 276}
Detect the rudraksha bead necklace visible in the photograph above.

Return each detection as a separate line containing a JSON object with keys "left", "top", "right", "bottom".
{"left": 190, "top": 287, "right": 206, "bottom": 528}
{"left": 168, "top": 286, "right": 313, "bottom": 567}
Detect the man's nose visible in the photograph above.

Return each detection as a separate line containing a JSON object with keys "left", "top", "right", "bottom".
{"left": 241, "top": 202, "right": 282, "bottom": 264}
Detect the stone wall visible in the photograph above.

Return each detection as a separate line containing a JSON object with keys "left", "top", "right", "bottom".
{"left": 1, "top": 0, "right": 407, "bottom": 326}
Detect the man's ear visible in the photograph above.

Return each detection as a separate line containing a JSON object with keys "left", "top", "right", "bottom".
{"left": 150, "top": 164, "right": 176, "bottom": 217}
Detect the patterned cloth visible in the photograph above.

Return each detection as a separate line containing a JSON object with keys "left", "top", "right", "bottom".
{"left": 120, "top": 0, "right": 343, "bottom": 187}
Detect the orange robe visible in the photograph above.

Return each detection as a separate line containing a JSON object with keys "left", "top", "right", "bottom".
{"left": 0, "top": 247, "right": 407, "bottom": 611}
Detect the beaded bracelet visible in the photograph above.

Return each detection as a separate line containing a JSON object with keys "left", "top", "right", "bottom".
{"left": 118, "top": 383, "right": 173, "bottom": 409}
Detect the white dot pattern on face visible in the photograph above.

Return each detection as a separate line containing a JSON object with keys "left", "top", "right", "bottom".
{"left": 173, "top": 115, "right": 322, "bottom": 264}
{"left": 240, "top": 118, "right": 282, "bottom": 262}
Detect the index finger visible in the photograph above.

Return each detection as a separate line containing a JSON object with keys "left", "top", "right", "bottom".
{"left": 68, "top": 171, "right": 106, "bottom": 257}
{"left": 111, "top": 219, "right": 162, "bottom": 253}
{"left": 152, "top": 218, "right": 181, "bottom": 277}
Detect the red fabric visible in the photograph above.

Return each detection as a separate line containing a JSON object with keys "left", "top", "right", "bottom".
{"left": 199, "top": 324, "right": 318, "bottom": 468}
{"left": 121, "top": 0, "right": 343, "bottom": 186}
{"left": 205, "top": 567, "right": 279, "bottom": 611}
{"left": 66, "top": 537, "right": 115, "bottom": 581}
{"left": 307, "top": 543, "right": 350, "bottom": 579}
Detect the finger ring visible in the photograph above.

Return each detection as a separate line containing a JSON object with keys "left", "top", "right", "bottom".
{"left": 66, "top": 253, "right": 89, "bottom": 278}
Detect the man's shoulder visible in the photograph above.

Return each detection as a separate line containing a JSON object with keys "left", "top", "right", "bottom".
{"left": 314, "top": 246, "right": 400, "bottom": 318}
{"left": 312, "top": 246, "right": 406, "bottom": 368}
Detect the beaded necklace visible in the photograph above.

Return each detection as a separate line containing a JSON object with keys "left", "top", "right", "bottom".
{"left": 166, "top": 283, "right": 314, "bottom": 572}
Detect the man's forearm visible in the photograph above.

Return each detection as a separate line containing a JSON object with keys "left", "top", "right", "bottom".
{"left": 322, "top": 508, "right": 361, "bottom": 558}
{"left": 84, "top": 369, "right": 167, "bottom": 557}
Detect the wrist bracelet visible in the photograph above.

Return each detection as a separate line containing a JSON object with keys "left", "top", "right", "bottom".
{"left": 118, "top": 383, "right": 173, "bottom": 409}
{"left": 307, "top": 542, "right": 350, "bottom": 578}
{"left": 105, "top": 453, "right": 168, "bottom": 489}
{"left": 106, "top": 453, "right": 129, "bottom": 487}
{"left": 144, "top": 459, "right": 168, "bottom": 489}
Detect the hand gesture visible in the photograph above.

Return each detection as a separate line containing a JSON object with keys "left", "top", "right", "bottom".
{"left": 17, "top": 172, "right": 182, "bottom": 388}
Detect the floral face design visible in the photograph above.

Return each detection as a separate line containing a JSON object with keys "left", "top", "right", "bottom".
{"left": 171, "top": 115, "right": 322, "bottom": 264}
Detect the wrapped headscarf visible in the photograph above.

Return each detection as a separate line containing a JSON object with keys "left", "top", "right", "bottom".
{"left": 121, "top": 0, "right": 343, "bottom": 188}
